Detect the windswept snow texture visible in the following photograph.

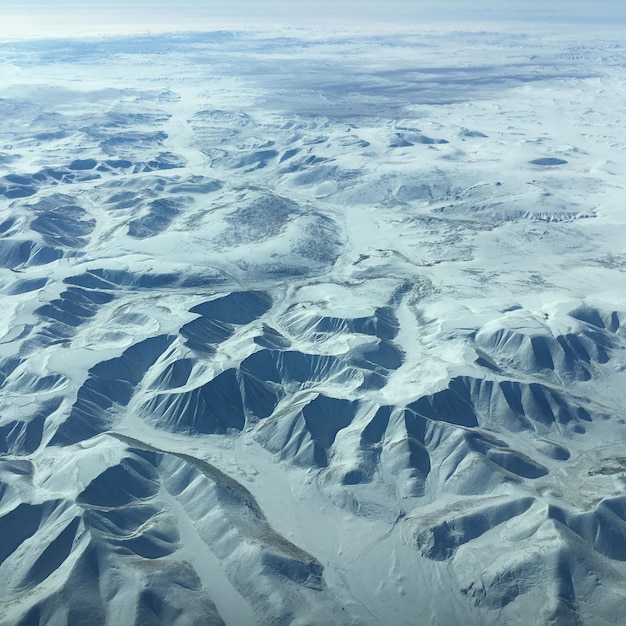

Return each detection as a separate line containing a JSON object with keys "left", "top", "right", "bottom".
{"left": 1, "top": 23, "right": 626, "bottom": 626}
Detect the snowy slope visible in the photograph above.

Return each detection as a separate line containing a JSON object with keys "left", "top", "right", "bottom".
{"left": 0, "top": 23, "right": 626, "bottom": 626}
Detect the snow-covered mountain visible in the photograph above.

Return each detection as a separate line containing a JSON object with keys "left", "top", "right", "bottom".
{"left": 1, "top": 22, "right": 626, "bottom": 626}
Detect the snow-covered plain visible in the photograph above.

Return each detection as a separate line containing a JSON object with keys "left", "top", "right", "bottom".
{"left": 1, "top": 15, "right": 626, "bottom": 626}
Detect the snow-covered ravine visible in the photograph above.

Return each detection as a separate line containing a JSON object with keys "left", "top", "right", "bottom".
{"left": 1, "top": 23, "right": 626, "bottom": 626}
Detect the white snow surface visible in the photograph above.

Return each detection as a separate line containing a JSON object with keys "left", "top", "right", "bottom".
{"left": 0, "top": 19, "right": 626, "bottom": 626}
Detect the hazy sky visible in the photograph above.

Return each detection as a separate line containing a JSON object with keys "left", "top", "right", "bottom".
{"left": 1, "top": 1, "right": 625, "bottom": 39}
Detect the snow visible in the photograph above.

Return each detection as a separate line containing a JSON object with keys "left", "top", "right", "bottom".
{"left": 0, "top": 11, "right": 626, "bottom": 626}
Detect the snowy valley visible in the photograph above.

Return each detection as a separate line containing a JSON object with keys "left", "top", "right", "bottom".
{"left": 0, "top": 21, "right": 626, "bottom": 625}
